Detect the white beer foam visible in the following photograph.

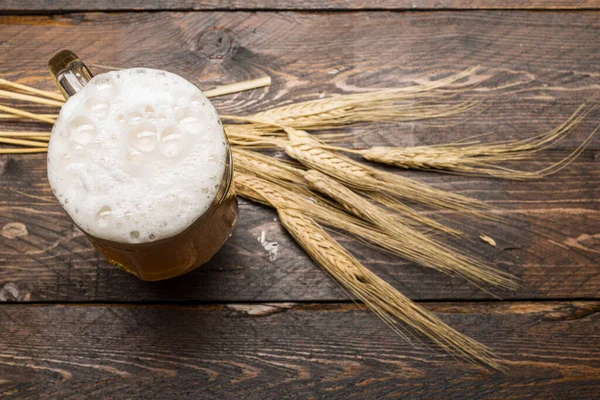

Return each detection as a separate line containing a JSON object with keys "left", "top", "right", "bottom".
{"left": 47, "top": 68, "right": 227, "bottom": 243}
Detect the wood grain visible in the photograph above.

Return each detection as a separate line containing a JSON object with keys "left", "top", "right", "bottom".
{"left": 0, "top": 153, "right": 598, "bottom": 302}
{"left": 0, "top": 301, "right": 599, "bottom": 399}
{"left": 2, "top": 0, "right": 600, "bottom": 12}
{"left": 1, "top": 8, "right": 600, "bottom": 397}
{"left": 1, "top": 12, "right": 600, "bottom": 148}
{"left": 1, "top": 11, "right": 599, "bottom": 302}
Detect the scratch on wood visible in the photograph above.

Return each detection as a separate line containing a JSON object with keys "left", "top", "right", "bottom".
{"left": 542, "top": 302, "right": 600, "bottom": 322}
{"left": 479, "top": 234, "right": 497, "bottom": 247}
{"left": 1, "top": 222, "right": 28, "bottom": 239}
{"left": 257, "top": 230, "right": 279, "bottom": 261}
{"left": 0, "top": 283, "right": 20, "bottom": 301}
{"left": 564, "top": 233, "right": 600, "bottom": 254}
{"left": 227, "top": 303, "right": 295, "bottom": 317}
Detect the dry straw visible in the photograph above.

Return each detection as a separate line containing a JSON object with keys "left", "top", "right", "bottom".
{"left": 252, "top": 67, "right": 481, "bottom": 130}
{"left": 234, "top": 173, "right": 516, "bottom": 291}
{"left": 0, "top": 131, "right": 51, "bottom": 138}
{"left": 233, "top": 147, "right": 464, "bottom": 237}
{"left": 232, "top": 147, "right": 307, "bottom": 187}
{"left": 282, "top": 126, "right": 490, "bottom": 214}
{"left": 0, "top": 78, "right": 65, "bottom": 101}
{"left": 0, "top": 136, "right": 48, "bottom": 148}
{"left": 359, "top": 103, "right": 599, "bottom": 179}
{"left": 0, "top": 104, "right": 57, "bottom": 124}
{"left": 234, "top": 168, "right": 505, "bottom": 368}
{"left": 0, "top": 147, "right": 47, "bottom": 154}
{"left": 0, "top": 89, "right": 64, "bottom": 107}
{"left": 278, "top": 208, "right": 502, "bottom": 370}
{"left": 0, "top": 113, "right": 58, "bottom": 120}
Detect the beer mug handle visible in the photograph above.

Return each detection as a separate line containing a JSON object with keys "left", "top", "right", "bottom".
{"left": 48, "top": 50, "right": 93, "bottom": 100}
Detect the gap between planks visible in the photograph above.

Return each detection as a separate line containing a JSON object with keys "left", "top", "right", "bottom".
{"left": 1, "top": 299, "right": 599, "bottom": 307}
{"left": 2, "top": 4, "right": 600, "bottom": 14}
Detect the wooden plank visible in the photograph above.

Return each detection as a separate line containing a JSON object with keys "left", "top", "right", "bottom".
{"left": 1, "top": 11, "right": 599, "bottom": 302}
{"left": 1, "top": 1, "right": 600, "bottom": 12}
{"left": 0, "top": 152, "right": 599, "bottom": 302}
{"left": 0, "top": 301, "right": 599, "bottom": 399}
{"left": 1, "top": 12, "right": 599, "bottom": 148}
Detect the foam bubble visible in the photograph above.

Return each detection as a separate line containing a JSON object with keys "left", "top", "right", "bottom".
{"left": 127, "top": 149, "right": 145, "bottom": 165}
{"left": 127, "top": 111, "right": 144, "bottom": 125}
{"left": 68, "top": 116, "right": 96, "bottom": 145}
{"left": 47, "top": 68, "right": 227, "bottom": 243}
{"left": 144, "top": 105, "right": 156, "bottom": 121}
{"left": 95, "top": 206, "right": 113, "bottom": 227}
{"left": 128, "top": 122, "right": 158, "bottom": 152}
{"left": 85, "top": 97, "right": 110, "bottom": 120}
{"left": 91, "top": 75, "right": 118, "bottom": 98}
{"left": 176, "top": 107, "right": 204, "bottom": 134}
{"left": 160, "top": 125, "right": 185, "bottom": 158}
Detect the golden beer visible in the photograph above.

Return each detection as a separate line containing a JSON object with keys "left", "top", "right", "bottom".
{"left": 48, "top": 50, "right": 238, "bottom": 281}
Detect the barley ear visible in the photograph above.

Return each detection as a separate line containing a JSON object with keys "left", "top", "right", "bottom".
{"left": 278, "top": 208, "right": 504, "bottom": 371}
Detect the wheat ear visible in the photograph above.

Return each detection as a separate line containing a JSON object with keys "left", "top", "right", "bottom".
{"left": 361, "top": 103, "right": 599, "bottom": 179}
{"left": 278, "top": 208, "right": 503, "bottom": 370}
{"left": 302, "top": 170, "right": 516, "bottom": 290}
{"left": 234, "top": 173, "right": 516, "bottom": 290}
{"left": 252, "top": 67, "right": 481, "bottom": 130}
{"left": 233, "top": 147, "right": 463, "bottom": 236}
{"left": 282, "top": 126, "right": 490, "bottom": 214}
{"left": 303, "top": 169, "right": 458, "bottom": 237}
{"left": 235, "top": 173, "right": 505, "bottom": 366}
{"left": 232, "top": 147, "right": 307, "bottom": 186}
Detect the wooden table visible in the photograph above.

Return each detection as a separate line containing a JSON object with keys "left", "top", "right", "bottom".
{"left": 1, "top": 1, "right": 599, "bottom": 398}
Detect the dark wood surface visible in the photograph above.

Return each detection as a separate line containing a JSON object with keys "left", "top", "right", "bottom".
{"left": 1, "top": 302, "right": 600, "bottom": 399}
{"left": 1, "top": 6, "right": 599, "bottom": 399}
{"left": 2, "top": 155, "right": 599, "bottom": 302}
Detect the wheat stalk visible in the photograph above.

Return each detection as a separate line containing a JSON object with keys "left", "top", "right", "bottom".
{"left": 0, "top": 78, "right": 64, "bottom": 101}
{"left": 0, "top": 147, "right": 47, "bottom": 154}
{"left": 0, "top": 137, "right": 48, "bottom": 147}
{"left": 277, "top": 208, "right": 503, "bottom": 370}
{"left": 232, "top": 147, "right": 307, "bottom": 187}
{"left": 0, "top": 113, "right": 58, "bottom": 120}
{"left": 0, "top": 89, "right": 64, "bottom": 107}
{"left": 233, "top": 147, "right": 465, "bottom": 236}
{"left": 0, "top": 104, "right": 57, "bottom": 124}
{"left": 360, "top": 103, "right": 599, "bottom": 179}
{"left": 0, "top": 131, "right": 50, "bottom": 138}
{"left": 302, "top": 170, "right": 516, "bottom": 290}
{"left": 252, "top": 67, "right": 481, "bottom": 130}
{"left": 282, "top": 126, "right": 490, "bottom": 214}
{"left": 204, "top": 76, "right": 271, "bottom": 98}
{"left": 234, "top": 172, "right": 516, "bottom": 290}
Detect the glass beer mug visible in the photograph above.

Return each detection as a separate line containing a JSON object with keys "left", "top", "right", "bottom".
{"left": 47, "top": 50, "right": 238, "bottom": 281}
